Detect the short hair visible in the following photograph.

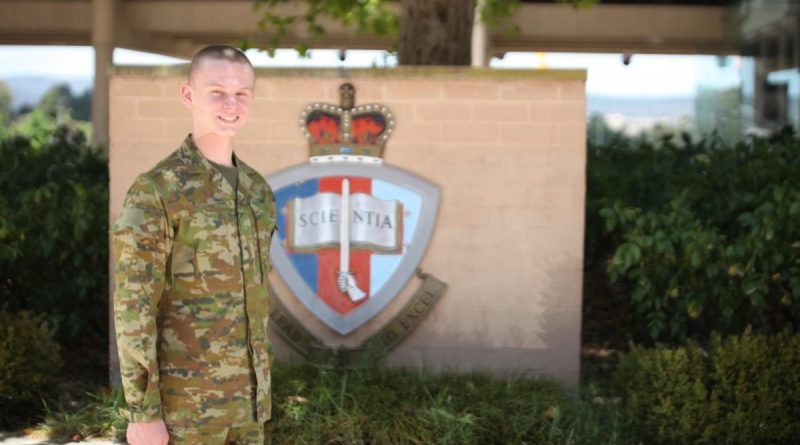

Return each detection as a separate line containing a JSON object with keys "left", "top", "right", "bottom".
{"left": 188, "top": 45, "right": 254, "bottom": 83}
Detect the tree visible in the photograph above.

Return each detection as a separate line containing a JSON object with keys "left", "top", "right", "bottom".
{"left": 398, "top": 0, "right": 474, "bottom": 65}
{"left": 252, "top": 0, "right": 595, "bottom": 66}
{"left": 38, "top": 84, "right": 71, "bottom": 118}
{"left": 38, "top": 84, "right": 92, "bottom": 122}
{"left": 0, "top": 81, "right": 12, "bottom": 126}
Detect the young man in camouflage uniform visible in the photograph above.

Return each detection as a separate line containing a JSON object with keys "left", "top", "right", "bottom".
{"left": 112, "top": 45, "right": 275, "bottom": 445}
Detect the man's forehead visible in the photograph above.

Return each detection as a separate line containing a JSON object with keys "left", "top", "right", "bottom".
{"left": 198, "top": 79, "right": 255, "bottom": 89}
{"left": 190, "top": 58, "right": 255, "bottom": 84}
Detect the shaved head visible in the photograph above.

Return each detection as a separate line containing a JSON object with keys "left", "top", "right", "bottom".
{"left": 188, "top": 45, "right": 254, "bottom": 84}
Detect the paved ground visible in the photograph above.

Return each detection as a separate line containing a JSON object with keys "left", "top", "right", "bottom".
{"left": 0, "top": 432, "right": 121, "bottom": 445}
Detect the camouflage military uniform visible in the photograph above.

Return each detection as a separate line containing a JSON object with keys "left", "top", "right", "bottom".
{"left": 112, "top": 134, "right": 276, "bottom": 433}
{"left": 166, "top": 422, "right": 263, "bottom": 445}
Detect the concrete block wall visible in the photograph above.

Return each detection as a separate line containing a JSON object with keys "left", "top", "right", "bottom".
{"left": 109, "top": 67, "right": 587, "bottom": 386}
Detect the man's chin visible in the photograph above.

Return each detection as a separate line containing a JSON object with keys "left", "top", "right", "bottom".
{"left": 212, "top": 125, "right": 241, "bottom": 138}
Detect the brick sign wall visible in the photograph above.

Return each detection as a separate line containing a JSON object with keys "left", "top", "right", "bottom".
{"left": 109, "top": 67, "right": 586, "bottom": 386}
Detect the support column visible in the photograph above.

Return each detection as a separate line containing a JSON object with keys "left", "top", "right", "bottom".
{"left": 471, "top": 0, "right": 488, "bottom": 67}
{"left": 754, "top": 36, "right": 771, "bottom": 129}
{"left": 795, "top": 17, "right": 800, "bottom": 72}
{"left": 92, "top": 0, "right": 114, "bottom": 154}
{"left": 776, "top": 31, "right": 788, "bottom": 128}
{"left": 92, "top": 0, "right": 118, "bottom": 385}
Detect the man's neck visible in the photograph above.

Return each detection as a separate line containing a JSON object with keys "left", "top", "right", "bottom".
{"left": 192, "top": 132, "right": 235, "bottom": 166}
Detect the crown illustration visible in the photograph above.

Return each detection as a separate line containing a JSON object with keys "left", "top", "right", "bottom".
{"left": 299, "top": 83, "right": 395, "bottom": 158}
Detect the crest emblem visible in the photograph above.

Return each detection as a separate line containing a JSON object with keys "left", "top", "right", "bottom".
{"left": 268, "top": 83, "right": 442, "bottom": 336}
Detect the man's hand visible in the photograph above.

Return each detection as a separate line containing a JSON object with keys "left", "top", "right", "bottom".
{"left": 126, "top": 420, "right": 169, "bottom": 445}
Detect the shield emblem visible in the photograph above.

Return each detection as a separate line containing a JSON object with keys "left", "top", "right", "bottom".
{"left": 267, "top": 82, "right": 442, "bottom": 337}
{"left": 268, "top": 160, "right": 440, "bottom": 335}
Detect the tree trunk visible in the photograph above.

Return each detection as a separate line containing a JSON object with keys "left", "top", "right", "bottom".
{"left": 398, "top": 0, "right": 475, "bottom": 66}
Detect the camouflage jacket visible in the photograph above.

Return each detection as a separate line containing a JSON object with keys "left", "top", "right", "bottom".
{"left": 112, "top": 135, "right": 276, "bottom": 428}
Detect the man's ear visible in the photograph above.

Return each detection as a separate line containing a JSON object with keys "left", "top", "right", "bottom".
{"left": 180, "top": 84, "right": 193, "bottom": 109}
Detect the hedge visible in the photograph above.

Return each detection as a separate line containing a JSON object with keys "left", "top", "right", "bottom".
{"left": 615, "top": 329, "right": 800, "bottom": 444}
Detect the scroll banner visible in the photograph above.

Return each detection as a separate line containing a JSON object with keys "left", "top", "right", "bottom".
{"left": 268, "top": 268, "right": 447, "bottom": 365}
{"left": 286, "top": 192, "right": 403, "bottom": 254}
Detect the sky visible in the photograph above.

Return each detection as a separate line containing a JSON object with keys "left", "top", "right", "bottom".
{"left": 0, "top": 45, "right": 746, "bottom": 99}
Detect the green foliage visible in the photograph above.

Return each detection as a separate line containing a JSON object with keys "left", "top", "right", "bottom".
{"left": 10, "top": 109, "right": 58, "bottom": 150}
{"left": 250, "top": 0, "right": 400, "bottom": 56}
{"left": 39, "top": 363, "right": 635, "bottom": 444}
{"left": 481, "top": 0, "right": 520, "bottom": 26}
{"left": 615, "top": 329, "right": 800, "bottom": 445}
{"left": 0, "top": 309, "right": 62, "bottom": 428}
{"left": 0, "top": 80, "right": 12, "bottom": 126}
{"left": 38, "top": 83, "right": 92, "bottom": 122}
{"left": 249, "top": 0, "right": 597, "bottom": 58}
{"left": 591, "top": 129, "right": 800, "bottom": 342}
{"left": 0, "top": 121, "right": 108, "bottom": 349}
{"left": 584, "top": 131, "right": 700, "bottom": 345}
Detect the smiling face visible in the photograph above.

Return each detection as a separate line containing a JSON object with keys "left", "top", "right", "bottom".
{"left": 180, "top": 57, "right": 255, "bottom": 140}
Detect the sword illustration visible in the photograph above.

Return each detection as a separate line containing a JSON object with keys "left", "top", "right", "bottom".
{"left": 337, "top": 178, "right": 367, "bottom": 301}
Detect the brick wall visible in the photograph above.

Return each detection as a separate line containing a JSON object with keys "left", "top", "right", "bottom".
{"left": 110, "top": 67, "right": 586, "bottom": 386}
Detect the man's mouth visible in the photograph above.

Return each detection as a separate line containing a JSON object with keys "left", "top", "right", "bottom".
{"left": 218, "top": 115, "right": 239, "bottom": 123}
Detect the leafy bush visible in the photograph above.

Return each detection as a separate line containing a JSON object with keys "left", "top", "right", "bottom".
{"left": 615, "top": 329, "right": 800, "bottom": 445}
{"left": 584, "top": 132, "right": 706, "bottom": 345}
{"left": 589, "top": 129, "right": 800, "bottom": 342}
{"left": 0, "top": 122, "right": 108, "bottom": 349}
{"left": 0, "top": 309, "right": 62, "bottom": 428}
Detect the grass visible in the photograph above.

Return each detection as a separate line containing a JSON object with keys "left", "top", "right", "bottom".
{"left": 32, "top": 361, "right": 638, "bottom": 445}
{"left": 35, "top": 384, "right": 128, "bottom": 442}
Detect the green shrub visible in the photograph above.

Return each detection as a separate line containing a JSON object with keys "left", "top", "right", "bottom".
{"left": 615, "top": 329, "right": 800, "bottom": 445}
{"left": 0, "top": 309, "right": 62, "bottom": 428}
{"left": 591, "top": 129, "right": 800, "bottom": 342}
{"left": 0, "top": 122, "right": 108, "bottom": 350}
{"left": 584, "top": 132, "right": 706, "bottom": 345}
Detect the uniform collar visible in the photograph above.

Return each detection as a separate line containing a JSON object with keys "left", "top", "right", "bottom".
{"left": 179, "top": 133, "right": 254, "bottom": 199}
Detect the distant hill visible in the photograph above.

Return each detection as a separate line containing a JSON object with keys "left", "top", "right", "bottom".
{"left": 587, "top": 95, "right": 694, "bottom": 119}
{"left": 2, "top": 76, "right": 93, "bottom": 109}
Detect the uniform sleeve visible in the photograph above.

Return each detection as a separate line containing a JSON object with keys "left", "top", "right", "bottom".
{"left": 112, "top": 174, "right": 170, "bottom": 423}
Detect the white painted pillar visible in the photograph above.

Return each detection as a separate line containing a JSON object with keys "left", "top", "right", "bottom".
{"left": 471, "top": 0, "right": 488, "bottom": 67}
{"left": 754, "top": 36, "right": 770, "bottom": 128}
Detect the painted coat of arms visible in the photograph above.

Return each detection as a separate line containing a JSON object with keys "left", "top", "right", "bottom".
{"left": 267, "top": 83, "right": 443, "bottom": 343}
